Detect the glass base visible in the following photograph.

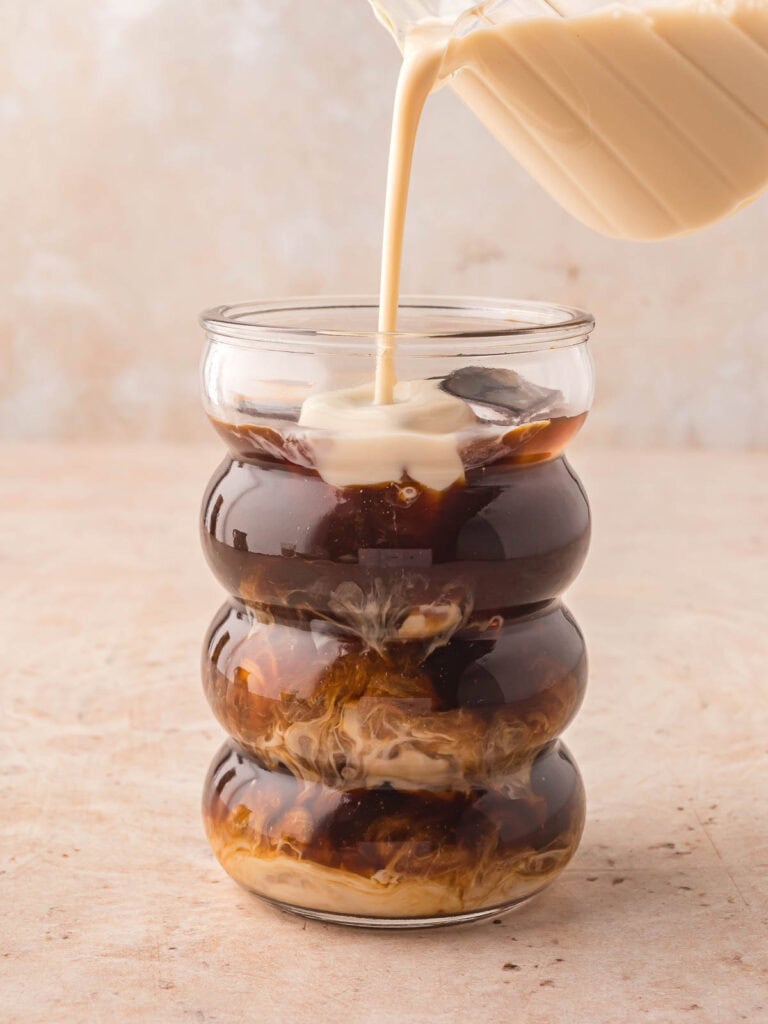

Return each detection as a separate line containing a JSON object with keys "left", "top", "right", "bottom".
{"left": 258, "top": 891, "right": 542, "bottom": 930}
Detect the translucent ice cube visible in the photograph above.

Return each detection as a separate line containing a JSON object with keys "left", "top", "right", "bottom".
{"left": 440, "top": 366, "right": 565, "bottom": 425}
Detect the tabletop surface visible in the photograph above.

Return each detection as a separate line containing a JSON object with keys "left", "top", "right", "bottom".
{"left": 1, "top": 442, "right": 766, "bottom": 1024}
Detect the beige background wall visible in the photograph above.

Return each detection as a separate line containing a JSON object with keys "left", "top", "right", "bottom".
{"left": 1, "top": 0, "right": 766, "bottom": 447}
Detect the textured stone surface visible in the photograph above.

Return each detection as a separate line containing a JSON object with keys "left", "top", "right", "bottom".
{"left": 1, "top": 2, "right": 767, "bottom": 447}
{"left": 1, "top": 442, "right": 766, "bottom": 1022}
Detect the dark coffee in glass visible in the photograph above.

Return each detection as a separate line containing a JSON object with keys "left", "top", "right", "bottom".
{"left": 199, "top": 298, "right": 594, "bottom": 927}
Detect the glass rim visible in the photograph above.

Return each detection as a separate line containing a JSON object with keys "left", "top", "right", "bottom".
{"left": 200, "top": 296, "right": 595, "bottom": 356}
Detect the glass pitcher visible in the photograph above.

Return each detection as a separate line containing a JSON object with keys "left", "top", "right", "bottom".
{"left": 370, "top": 0, "right": 768, "bottom": 240}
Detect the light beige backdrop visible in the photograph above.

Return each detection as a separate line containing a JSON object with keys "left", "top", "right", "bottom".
{"left": 2, "top": 0, "right": 766, "bottom": 447}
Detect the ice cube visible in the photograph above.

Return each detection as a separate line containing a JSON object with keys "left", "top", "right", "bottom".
{"left": 439, "top": 366, "right": 565, "bottom": 425}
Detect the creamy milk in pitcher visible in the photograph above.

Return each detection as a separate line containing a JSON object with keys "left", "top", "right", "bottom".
{"left": 372, "top": 0, "right": 768, "bottom": 241}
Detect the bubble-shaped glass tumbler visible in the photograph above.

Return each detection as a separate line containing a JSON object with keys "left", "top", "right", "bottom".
{"left": 199, "top": 297, "right": 595, "bottom": 928}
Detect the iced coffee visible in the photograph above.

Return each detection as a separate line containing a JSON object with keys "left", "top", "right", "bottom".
{"left": 199, "top": 298, "right": 594, "bottom": 926}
